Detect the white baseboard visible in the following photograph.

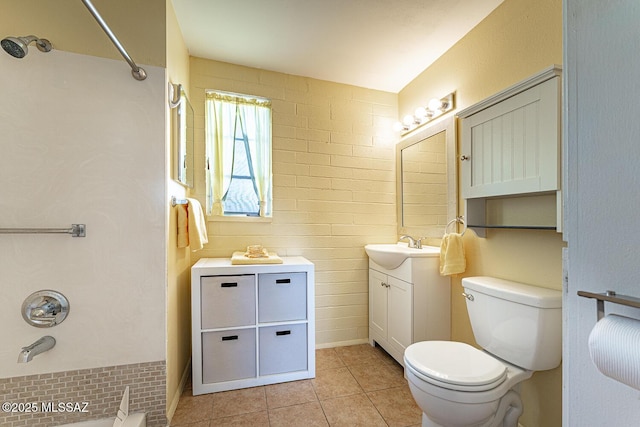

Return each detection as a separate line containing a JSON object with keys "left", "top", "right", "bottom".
{"left": 166, "top": 360, "right": 191, "bottom": 424}
{"left": 315, "top": 338, "right": 370, "bottom": 349}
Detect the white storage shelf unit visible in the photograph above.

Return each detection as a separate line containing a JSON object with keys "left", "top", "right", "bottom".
{"left": 191, "top": 257, "right": 315, "bottom": 395}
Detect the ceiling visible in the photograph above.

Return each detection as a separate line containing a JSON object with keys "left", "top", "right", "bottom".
{"left": 171, "top": 0, "right": 504, "bottom": 93}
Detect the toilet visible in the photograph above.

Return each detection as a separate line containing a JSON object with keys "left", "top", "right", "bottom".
{"left": 404, "top": 276, "right": 562, "bottom": 427}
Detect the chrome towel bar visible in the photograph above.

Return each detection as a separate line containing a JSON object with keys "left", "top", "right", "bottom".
{"left": 0, "top": 224, "right": 86, "bottom": 237}
{"left": 445, "top": 216, "right": 467, "bottom": 236}
{"left": 171, "top": 196, "right": 188, "bottom": 207}
{"left": 578, "top": 290, "right": 640, "bottom": 321}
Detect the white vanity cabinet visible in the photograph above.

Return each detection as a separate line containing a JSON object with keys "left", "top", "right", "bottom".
{"left": 368, "top": 255, "right": 450, "bottom": 366}
{"left": 191, "top": 257, "right": 315, "bottom": 395}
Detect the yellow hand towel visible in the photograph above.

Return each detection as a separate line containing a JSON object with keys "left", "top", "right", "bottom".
{"left": 231, "top": 251, "right": 283, "bottom": 265}
{"left": 187, "top": 198, "right": 208, "bottom": 251}
{"left": 440, "top": 233, "right": 466, "bottom": 276}
{"left": 177, "top": 203, "right": 189, "bottom": 248}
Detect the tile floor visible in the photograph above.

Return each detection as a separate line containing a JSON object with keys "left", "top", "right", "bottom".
{"left": 170, "top": 343, "right": 422, "bottom": 426}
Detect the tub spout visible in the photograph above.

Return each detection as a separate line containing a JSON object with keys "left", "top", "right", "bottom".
{"left": 18, "top": 336, "right": 56, "bottom": 363}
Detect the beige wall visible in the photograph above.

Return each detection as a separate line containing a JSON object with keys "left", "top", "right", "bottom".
{"left": 188, "top": 58, "right": 399, "bottom": 346}
{"left": 165, "top": 0, "right": 192, "bottom": 419}
{"left": 399, "top": 0, "right": 564, "bottom": 426}
{"left": 2, "top": 0, "right": 166, "bottom": 67}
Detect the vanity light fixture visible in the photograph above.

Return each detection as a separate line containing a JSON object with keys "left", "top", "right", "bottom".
{"left": 394, "top": 92, "right": 455, "bottom": 134}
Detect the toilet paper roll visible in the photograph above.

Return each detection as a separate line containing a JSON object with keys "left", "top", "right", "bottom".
{"left": 588, "top": 314, "right": 640, "bottom": 390}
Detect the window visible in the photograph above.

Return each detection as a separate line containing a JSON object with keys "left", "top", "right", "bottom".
{"left": 205, "top": 91, "right": 272, "bottom": 217}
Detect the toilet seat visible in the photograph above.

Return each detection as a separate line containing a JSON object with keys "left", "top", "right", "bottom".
{"left": 404, "top": 341, "right": 507, "bottom": 392}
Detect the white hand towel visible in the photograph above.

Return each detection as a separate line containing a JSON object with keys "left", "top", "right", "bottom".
{"left": 186, "top": 198, "right": 208, "bottom": 251}
{"left": 439, "top": 233, "right": 466, "bottom": 276}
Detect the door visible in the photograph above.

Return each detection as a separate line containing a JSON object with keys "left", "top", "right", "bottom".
{"left": 461, "top": 76, "right": 560, "bottom": 199}
{"left": 564, "top": 1, "right": 640, "bottom": 425}
{"left": 387, "top": 276, "right": 412, "bottom": 355}
{"left": 369, "top": 269, "right": 388, "bottom": 339}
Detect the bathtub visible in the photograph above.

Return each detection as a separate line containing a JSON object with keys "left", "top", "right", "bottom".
{"left": 56, "top": 413, "right": 146, "bottom": 427}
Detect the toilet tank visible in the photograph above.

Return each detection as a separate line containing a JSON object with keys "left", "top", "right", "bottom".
{"left": 462, "top": 276, "right": 562, "bottom": 371}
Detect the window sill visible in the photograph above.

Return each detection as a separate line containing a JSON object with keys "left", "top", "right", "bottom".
{"left": 207, "top": 215, "right": 272, "bottom": 223}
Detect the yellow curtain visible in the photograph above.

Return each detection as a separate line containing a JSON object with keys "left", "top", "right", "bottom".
{"left": 205, "top": 91, "right": 272, "bottom": 216}
{"left": 237, "top": 102, "right": 272, "bottom": 216}
{"left": 205, "top": 94, "right": 232, "bottom": 215}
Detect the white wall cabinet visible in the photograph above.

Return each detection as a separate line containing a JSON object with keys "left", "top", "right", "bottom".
{"left": 458, "top": 66, "right": 562, "bottom": 235}
{"left": 191, "top": 257, "right": 315, "bottom": 395}
{"left": 459, "top": 66, "right": 562, "bottom": 199}
{"left": 368, "top": 255, "right": 450, "bottom": 366}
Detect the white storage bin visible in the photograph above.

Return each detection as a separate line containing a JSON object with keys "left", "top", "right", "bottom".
{"left": 258, "top": 273, "right": 307, "bottom": 322}
{"left": 202, "top": 328, "right": 256, "bottom": 384}
{"left": 259, "top": 323, "right": 307, "bottom": 375}
{"left": 201, "top": 275, "right": 255, "bottom": 328}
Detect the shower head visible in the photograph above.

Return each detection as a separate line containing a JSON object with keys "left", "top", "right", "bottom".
{"left": 1, "top": 35, "right": 52, "bottom": 58}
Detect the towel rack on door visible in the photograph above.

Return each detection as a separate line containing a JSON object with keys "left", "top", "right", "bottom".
{"left": 445, "top": 216, "right": 467, "bottom": 236}
{"left": 171, "top": 196, "right": 188, "bottom": 207}
{"left": 0, "top": 224, "right": 86, "bottom": 237}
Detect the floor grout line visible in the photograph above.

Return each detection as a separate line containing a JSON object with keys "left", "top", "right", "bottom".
{"left": 171, "top": 344, "right": 420, "bottom": 427}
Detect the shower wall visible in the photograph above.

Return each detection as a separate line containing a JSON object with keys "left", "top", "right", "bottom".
{"left": 0, "top": 49, "right": 167, "bottom": 426}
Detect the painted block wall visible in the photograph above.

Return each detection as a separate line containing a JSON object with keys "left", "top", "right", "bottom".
{"left": 0, "top": 50, "right": 166, "bottom": 376}
{"left": 188, "top": 58, "right": 399, "bottom": 346}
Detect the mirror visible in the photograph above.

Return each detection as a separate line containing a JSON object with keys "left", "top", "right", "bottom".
{"left": 172, "top": 84, "right": 194, "bottom": 188}
{"left": 396, "top": 117, "right": 456, "bottom": 237}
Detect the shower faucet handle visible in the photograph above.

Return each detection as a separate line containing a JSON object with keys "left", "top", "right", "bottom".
{"left": 22, "top": 290, "right": 69, "bottom": 328}
{"left": 30, "top": 300, "right": 59, "bottom": 318}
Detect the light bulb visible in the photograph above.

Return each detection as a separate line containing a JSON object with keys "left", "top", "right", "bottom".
{"left": 415, "top": 106, "right": 427, "bottom": 119}
{"left": 403, "top": 115, "right": 415, "bottom": 126}
{"left": 393, "top": 121, "right": 405, "bottom": 132}
{"left": 427, "top": 98, "right": 443, "bottom": 112}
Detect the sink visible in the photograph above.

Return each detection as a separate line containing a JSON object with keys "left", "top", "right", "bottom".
{"left": 364, "top": 243, "right": 440, "bottom": 270}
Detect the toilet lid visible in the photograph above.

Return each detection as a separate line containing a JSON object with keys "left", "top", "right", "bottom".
{"left": 405, "top": 341, "right": 507, "bottom": 388}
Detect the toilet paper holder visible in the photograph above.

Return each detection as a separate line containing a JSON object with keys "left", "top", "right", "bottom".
{"left": 578, "top": 290, "right": 640, "bottom": 321}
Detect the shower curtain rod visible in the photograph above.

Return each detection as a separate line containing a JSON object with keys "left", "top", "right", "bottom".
{"left": 81, "top": 0, "right": 147, "bottom": 81}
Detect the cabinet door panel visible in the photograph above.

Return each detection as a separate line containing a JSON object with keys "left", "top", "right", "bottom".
{"left": 388, "top": 276, "right": 412, "bottom": 354}
{"left": 369, "top": 269, "right": 388, "bottom": 338}
{"left": 461, "top": 76, "right": 560, "bottom": 199}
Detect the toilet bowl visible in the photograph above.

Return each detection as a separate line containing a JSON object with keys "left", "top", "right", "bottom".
{"left": 404, "top": 341, "right": 532, "bottom": 427}
{"left": 404, "top": 277, "right": 562, "bottom": 427}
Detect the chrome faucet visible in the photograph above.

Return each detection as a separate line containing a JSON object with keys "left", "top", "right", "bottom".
{"left": 18, "top": 336, "right": 56, "bottom": 363}
{"left": 400, "top": 234, "right": 422, "bottom": 249}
